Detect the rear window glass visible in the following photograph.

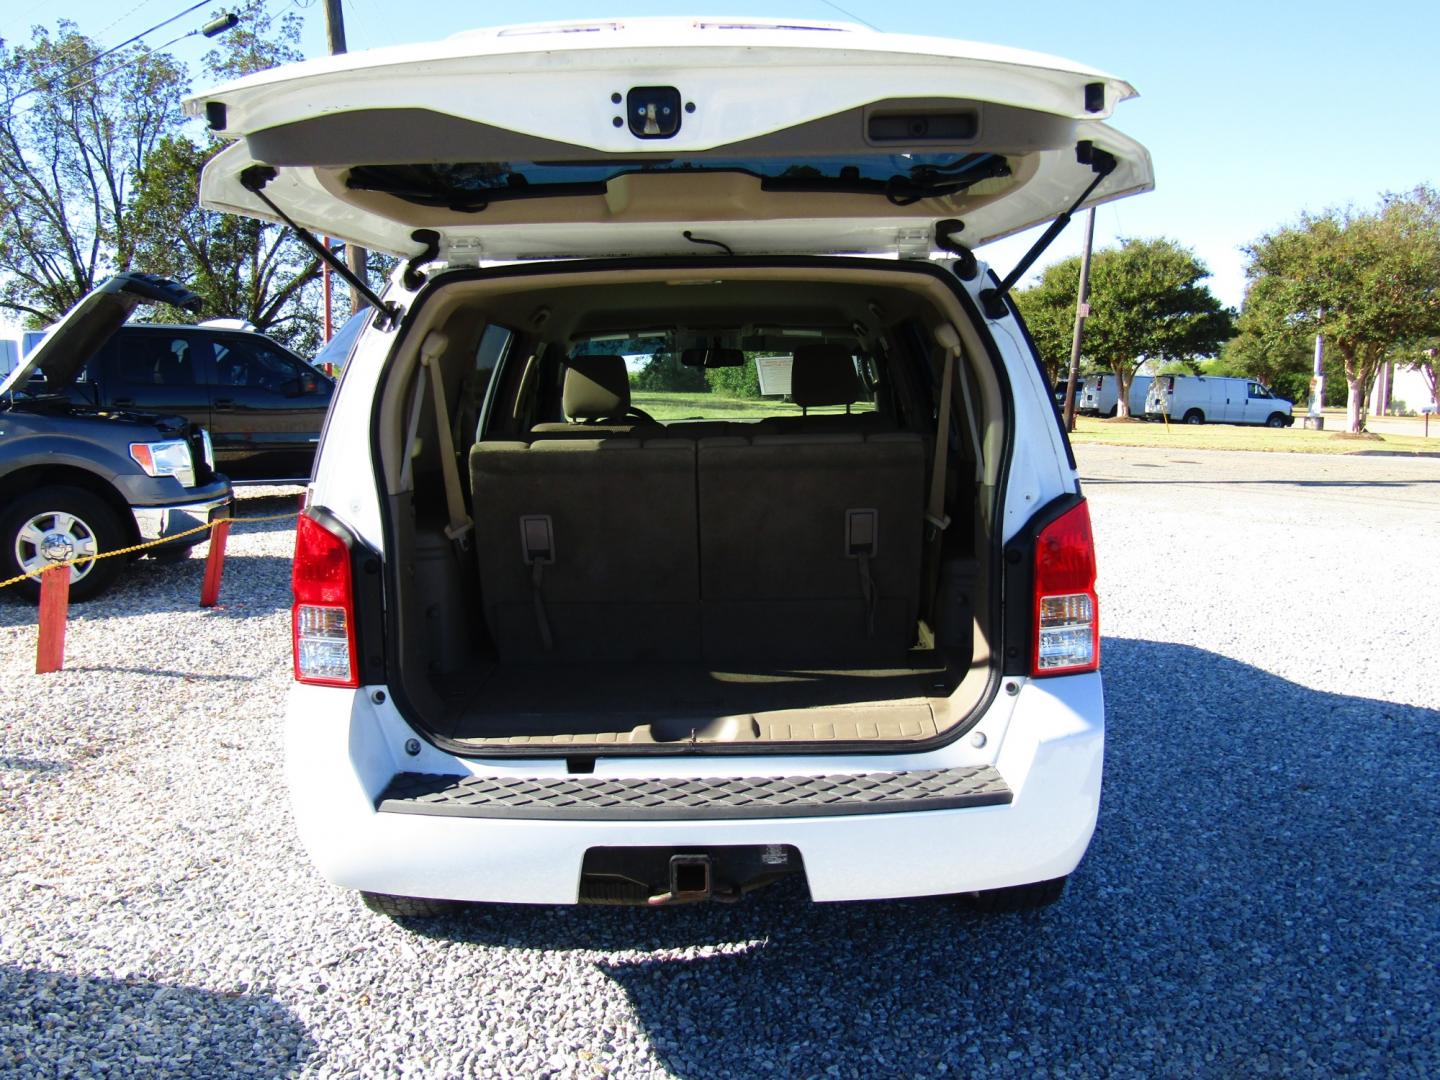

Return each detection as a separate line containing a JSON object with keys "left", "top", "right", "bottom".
{"left": 573, "top": 332, "right": 877, "bottom": 423}
{"left": 347, "top": 153, "right": 1009, "bottom": 208}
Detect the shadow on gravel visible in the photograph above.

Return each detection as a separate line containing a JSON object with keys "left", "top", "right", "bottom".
{"left": 0, "top": 964, "right": 315, "bottom": 1077}
{"left": 407, "top": 637, "right": 1439, "bottom": 1078}
{"left": 1082, "top": 476, "right": 1440, "bottom": 489}
{"left": 61, "top": 664, "right": 259, "bottom": 682}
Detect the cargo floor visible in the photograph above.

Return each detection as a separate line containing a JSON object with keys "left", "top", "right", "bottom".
{"left": 436, "top": 654, "right": 958, "bottom": 747}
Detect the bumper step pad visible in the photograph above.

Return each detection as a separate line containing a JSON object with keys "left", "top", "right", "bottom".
{"left": 376, "top": 765, "right": 1012, "bottom": 821}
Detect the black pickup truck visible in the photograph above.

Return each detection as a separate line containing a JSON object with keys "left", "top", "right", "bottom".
{"left": 0, "top": 275, "right": 233, "bottom": 601}
{"left": 27, "top": 317, "right": 332, "bottom": 483}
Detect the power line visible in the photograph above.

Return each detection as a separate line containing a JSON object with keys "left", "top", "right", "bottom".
{"left": 6, "top": 0, "right": 208, "bottom": 105}
{"left": 815, "top": 0, "right": 880, "bottom": 31}
{"left": 99, "top": 0, "right": 166, "bottom": 40}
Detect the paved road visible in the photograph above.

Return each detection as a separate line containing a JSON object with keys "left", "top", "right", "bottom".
{"left": 1, "top": 450, "right": 1437, "bottom": 1077}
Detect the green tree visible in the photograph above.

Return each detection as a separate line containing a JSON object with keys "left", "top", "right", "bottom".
{"left": 126, "top": 3, "right": 326, "bottom": 353}
{"left": 632, "top": 349, "right": 706, "bottom": 392}
{"left": 1242, "top": 187, "right": 1440, "bottom": 432}
{"left": 1016, "top": 238, "right": 1234, "bottom": 416}
{"left": 0, "top": 22, "right": 186, "bottom": 324}
{"left": 1013, "top": 283, "right": 1079, "bottom": 387}
{"left": 705, "top": 355, "right": 762, "bottom": 398}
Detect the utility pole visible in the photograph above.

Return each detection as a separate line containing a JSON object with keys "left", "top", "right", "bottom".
{"left": 1062, "top": 207, "right": 1096, "bottom": 432}
{"left": 1306, "top": 334, "right": 1325, "bottom": 429}
{"left": 323, "top": 0, "right": 369, "bottom": 312}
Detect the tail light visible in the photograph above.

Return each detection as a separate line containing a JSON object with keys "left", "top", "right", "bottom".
{"left": 1032, "top": 500, "right": 1099, "bottom": 677}
{"left": 292, "top": 513, "right": 358, "bottom": 687}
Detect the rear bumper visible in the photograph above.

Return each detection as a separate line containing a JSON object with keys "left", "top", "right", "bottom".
{"left": 284, "top": 675, "right": 1105, "bottom": 904}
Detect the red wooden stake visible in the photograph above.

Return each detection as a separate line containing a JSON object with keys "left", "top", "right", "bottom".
{"left": 35, "top": 565, "right": 70, "bottom": 674}
{"left": 200, "top": 519, "right": 231, "bottom": 608}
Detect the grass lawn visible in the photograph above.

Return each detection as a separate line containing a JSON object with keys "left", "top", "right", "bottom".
{"left": 633, "top": 393, "right": 1439, "bottom": 455}
{"left": 1068, "top": 416, "right": 1440, "bottom": 456}
{"left": 633, "top": 391, "right": 869, "bottom": 422}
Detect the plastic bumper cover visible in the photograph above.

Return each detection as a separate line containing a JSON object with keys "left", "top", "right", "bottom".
{"left": 285, "top": 675, "right": 1105, "bottom": 905}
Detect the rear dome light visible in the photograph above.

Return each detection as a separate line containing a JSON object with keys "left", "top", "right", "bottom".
{"left": 293, "top": 513, "right": 358, "bottom": 687}
{"left": 1032, "top": 500, "right": 1099, "bottom": 677}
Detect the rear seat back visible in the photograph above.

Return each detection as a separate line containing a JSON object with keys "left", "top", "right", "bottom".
{"left": 471, "top": 438, "right": 700, "bottom": 662}
{"left": 697, "top": 431, "right": 926, "bottom": 664}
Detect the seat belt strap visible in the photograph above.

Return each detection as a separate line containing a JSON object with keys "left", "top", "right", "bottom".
{"left": 419, "top": 332, "right": 473, "bottom": 545}
{"left": 920, "top": 327, "right": 963, "bottom": 636}
{"left": 520, "top": 515, "right": 555, "bottom": 652}
{"left": 926, "top": 332, "right": 960, "bottom": 536}
{"left": 846, "top": 509, "right": 879, "bottom": 637}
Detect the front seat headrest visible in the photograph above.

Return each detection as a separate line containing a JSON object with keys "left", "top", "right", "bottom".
{"left": 790, "top": 344, "right": 860, "bottom": 408}
{"left": 563, "top": 354, "right": 630, "bottom": 420}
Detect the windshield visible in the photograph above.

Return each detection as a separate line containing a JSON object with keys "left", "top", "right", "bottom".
{"left": 573, "top": 331, "right": 878, "bottom": 423}
{"left": 347, "top": 152, "right": 1010, "bottom": 209}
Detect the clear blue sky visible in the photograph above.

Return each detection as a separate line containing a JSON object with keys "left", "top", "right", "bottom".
{"left": 5, "top": 0, "right": 1439, "bottom": 314}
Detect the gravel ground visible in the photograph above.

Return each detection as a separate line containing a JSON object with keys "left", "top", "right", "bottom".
{"left": 1, "top": 452, "right": 1437, "bottom": 1078}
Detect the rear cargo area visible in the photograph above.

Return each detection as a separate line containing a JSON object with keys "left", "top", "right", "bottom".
{"left": 432, "top": 654, "right": 956, "bottom": 747}
{"left": 378, "top": 262, "right": 1004, "bottom": 753}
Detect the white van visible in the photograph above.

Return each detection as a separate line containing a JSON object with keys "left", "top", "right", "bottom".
{"left": 189, "top": 19, "right": 1153, "bottom": 917}
{"left": 1078, "top": 373, "right": 1151, "bottom": 417}
{"left": 1145, "top": 375, "right": 1293, "bottom": 426}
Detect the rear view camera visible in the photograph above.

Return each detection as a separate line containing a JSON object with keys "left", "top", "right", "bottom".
{"left": 627, "top": 86, "right": 682, "bottom": 139}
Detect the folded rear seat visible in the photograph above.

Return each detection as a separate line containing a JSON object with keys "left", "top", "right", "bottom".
{"left": 471, "top": 438, "right": 700, "bottom": 662}
{"left": 697, "top": 430, "right": 926, "bottom": 664}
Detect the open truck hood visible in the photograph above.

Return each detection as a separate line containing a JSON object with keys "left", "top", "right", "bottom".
{"left": 0, "top": 273, "right": 202, "bottom": 397}
{"left": 186, "top": 18, "right": 1152, "bottom": 264}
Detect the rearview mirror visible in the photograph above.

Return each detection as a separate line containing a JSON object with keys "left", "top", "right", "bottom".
{"left": 680, "top": 347, "right": 745, "bottom": 368}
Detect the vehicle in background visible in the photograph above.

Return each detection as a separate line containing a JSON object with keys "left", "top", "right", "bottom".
{"left": 191, "top": 18, "right": 1154, "bottom": 918}
{"left": 1078, "top": 373, "right": 1151, "bottom": 417}
{"left": 0, "top": 339, "right": 18, "bottom": 378}
{"left": 1145, "top": 375, "right": 1293, "bottom": 426}
{"left": 29, "top": 320, "right": 332, "bottom": 482}
{"left": 0, "top": 274, "right": 232, "bottom": 601}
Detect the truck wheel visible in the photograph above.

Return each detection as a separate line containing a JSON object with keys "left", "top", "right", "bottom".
{"left": 1183, "top": 410, "right": 1205, "bottom": 425}
{"left": 360, "top": 891, "right": 465, "bottom": 919}
{"left": 1, "top": 487, "right": 126, "bottom": 603}
{"left": 962, "top": 876, "right": 1068, "bottom": 913}
{"left": 1266, "top": 413, "right": 1287, "bottom": 428}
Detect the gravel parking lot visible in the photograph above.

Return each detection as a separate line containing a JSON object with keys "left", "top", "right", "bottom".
{"left": 2, "top": 447, "right": 1437, "bottom": 1078}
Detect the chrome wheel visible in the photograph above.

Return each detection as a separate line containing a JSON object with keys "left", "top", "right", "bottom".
{"left": 16, "top": 510, "right": 100, "bottom": 583}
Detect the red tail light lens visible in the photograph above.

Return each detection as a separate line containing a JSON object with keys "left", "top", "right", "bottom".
{"left": 1032, "top": 500, "right": 1099, "bottom": 677}
{"left": 292, "top": 513, "right": 357, "bottom": 687}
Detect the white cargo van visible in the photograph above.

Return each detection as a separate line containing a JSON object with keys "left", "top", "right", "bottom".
{"left": 1078, "top": 373, "right": 1151, "bottom": 417}
{"left": 189, "top": 18, "right": 1154, "bottom": 918}
{"left": 1146, "top": 375, "right": 1293, "bottom": 426}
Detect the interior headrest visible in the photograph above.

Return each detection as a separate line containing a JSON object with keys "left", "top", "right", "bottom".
{"left": 563, "top": 354, "right": 630, "bottom": 419}
{"left": 790, "top": 344, "right": 860, "bottom": 408}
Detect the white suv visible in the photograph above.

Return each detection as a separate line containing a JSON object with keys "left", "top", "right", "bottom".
{"left": 188, "top": 19, "right": 1151, "bottom": 917}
